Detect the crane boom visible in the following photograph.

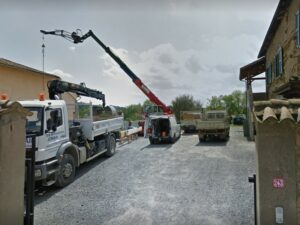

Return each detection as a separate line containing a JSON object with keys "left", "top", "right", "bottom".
{"left": 41, "top": 29, "right": 172, "bottom": 114}
{"left": 48, "top": 80, "right": 105, "bottom": 106}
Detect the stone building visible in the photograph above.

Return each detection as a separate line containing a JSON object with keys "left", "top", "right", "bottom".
{"left": 239, "top": 0, "right": 300, "bottom": 140}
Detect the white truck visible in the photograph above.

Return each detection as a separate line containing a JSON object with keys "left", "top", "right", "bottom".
{"left": 22, "top": 80, "right": 124, "bottom": 187}
{"left": 196, "top": 110, "right": 230, "bottom": 142}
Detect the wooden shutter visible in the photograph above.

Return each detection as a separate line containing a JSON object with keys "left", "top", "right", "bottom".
{"left": 296, "top": 10, "right": 300, "bottom": 47}
{"left": 278, "top": 47, "right": 283, "bottom": 76}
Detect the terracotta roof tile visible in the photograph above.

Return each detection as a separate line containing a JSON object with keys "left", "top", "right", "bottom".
{"left": 254, "top": 99, "right": 300, "bottom": 123}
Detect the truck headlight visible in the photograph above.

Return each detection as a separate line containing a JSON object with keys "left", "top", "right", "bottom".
{"left": 35, "top": 169, "right": 42, "bottom": 177}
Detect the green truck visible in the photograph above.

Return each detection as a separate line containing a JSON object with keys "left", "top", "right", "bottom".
{"left": 196, "top": 110, "right": 230, "bottom": 142}
{"left": 180, "top": 111, "right": 202, "bottom": 133}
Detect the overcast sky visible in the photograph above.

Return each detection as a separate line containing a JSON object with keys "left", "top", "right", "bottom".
{"left": 1, "top": 0, "right": 278, "bottom": 106}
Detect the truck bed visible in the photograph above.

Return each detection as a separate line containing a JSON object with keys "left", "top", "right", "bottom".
{"left": 196, "top": 120, "right": 229, "bottom": 130}
{"left": 77, "top": 116, "right": 124, "bottom": 140}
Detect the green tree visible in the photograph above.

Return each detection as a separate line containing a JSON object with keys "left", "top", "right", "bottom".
{"left": 223, "top": 90, "right": 246, "bottom": 116}
{"left": 206, "top": 96, "right": 225, "bottom": 110}
{"left": 171, "top": 94, "right": 203, "bottom": 121}
{"left": 122, "top": 104, "right": 143, "bottom": 121}
{"left": 206, "top": 90, "right": 246, "bottom": 117}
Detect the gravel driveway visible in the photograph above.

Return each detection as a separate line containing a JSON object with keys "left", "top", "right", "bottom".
{"left": 34, "top": 126, "right": 255, "bottom": 225}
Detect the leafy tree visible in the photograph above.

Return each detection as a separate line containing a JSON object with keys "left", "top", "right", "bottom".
{"left": 142, "top": 99, "right": 153, "bottom": 108}
{"left": 122, "top": 104, "right": 143, "bottom": 121}
{"left": 171, "top": 94, "right": 203, "bottom": 121}
{"left": 206, "top": 96, "right": 225, "bottom": 110}
{"left": 206, "top": 90, "right": 246, "bottom": 116}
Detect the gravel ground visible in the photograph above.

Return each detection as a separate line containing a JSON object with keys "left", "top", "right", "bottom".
{"left": 34, "top": 126, "right": 255, "bottom": 225}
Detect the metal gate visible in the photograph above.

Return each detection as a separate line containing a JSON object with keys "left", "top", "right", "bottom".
{"left": 24, "top": 135, "right": 36, "bottom": 225}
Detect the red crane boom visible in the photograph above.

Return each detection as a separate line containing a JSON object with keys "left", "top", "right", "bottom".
{"left": 41, "top": 29, "right": 172, "bottom": 114}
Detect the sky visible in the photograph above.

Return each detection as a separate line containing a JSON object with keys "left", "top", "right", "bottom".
{"left": 0, "top": 0, "right": 279, "bottom": 106}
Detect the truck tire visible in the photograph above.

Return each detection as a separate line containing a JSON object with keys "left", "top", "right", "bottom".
{"left": 199, "top": 136, "right": 206, "bottom": 142}
{"left": 105, "top": 135, "right": 116, "bottom": 157}
{"left": 56, "top": 154, "right": 76, "bottom": 187}
{"left": 170, "top": 135, "right": 176, "bottom": 144}
{"left": 149, "top": 137, "right": 155, "bottom": 144}
{"left": 178, "top": 132, "right": 181, "bottom": 140}
{"left": 224, "top": 134, "right": 230, "bottom": 142}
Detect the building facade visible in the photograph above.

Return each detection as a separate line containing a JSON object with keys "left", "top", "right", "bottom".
{"left": 239, "top": 0, "right": 300, "bottom": 140}
{"left": 0, "top": 58, "right": 60, "bottom": 100}
{"left": 259, "top": 0, "right": 300, "bottom": 99}
{"left": 0, "top": 58, "right": 76, "bottom": 119}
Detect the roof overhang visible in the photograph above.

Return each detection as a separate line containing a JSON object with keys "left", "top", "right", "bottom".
{"left": 258, "top": 0, "right": 292, "bottom": 58}
{"left": 0, "top": 58, "right": 60, "bottom": 79}
{"left": 239, "top": 56, "right": 266, "bottom": 81}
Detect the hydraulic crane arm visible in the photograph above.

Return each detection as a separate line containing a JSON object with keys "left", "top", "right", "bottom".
{"left": 48, "top": 80, "right": 105, "bottom": 106}
{"left": 41, "top": 29, "right": 172, "bottom": 114}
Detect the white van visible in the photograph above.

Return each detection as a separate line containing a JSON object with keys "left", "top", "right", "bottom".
{"left": 145, "top": 114, "right": 181, "bottom": 144}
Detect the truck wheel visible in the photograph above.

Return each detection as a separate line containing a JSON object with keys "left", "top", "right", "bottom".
{"left": 105, "top": 135, "right": 116, "bottom": 157}
{"left": 149, "top": 137, "right": 155, "bottom": 144}
{"left": 199, "top": 136, "right": 206, "bottom": 142}
{"left": 170, "top": 135, "right": 176, "bottom": 144}
{"left": 56, "top": 154, "right": 75, "bottom": 187}
{"left": 224, "top": 135, "right": 229, "bottom": 142}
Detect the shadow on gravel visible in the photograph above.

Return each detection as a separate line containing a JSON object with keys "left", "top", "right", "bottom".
{"left": 196, "top": 140, "right": 228, "bottom": 147}
{"left": 140, "top": 143, "right": 173, "bottom": 151}
{"left": 34, "top": 153, "right": 110, "bottom": 206}
{"left": 181, "top": 133, "right": 198, "bottom": 136}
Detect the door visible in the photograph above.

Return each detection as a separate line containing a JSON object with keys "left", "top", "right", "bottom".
{"left": 44, "top": 108, "right": 68, "bottom": 157}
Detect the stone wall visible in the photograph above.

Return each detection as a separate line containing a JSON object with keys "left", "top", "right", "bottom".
{"left": 266, "top": 0, "right": 300, "bottom": 98}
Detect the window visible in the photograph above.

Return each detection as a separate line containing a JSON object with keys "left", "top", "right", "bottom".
{"left": 25, "top": 107, "right": 43, "bottom": 136}
{"left": 296, "top": 10, "right": 300, "bottom": 47}
{"left": 274, "top": 47, "right": 283, "bottom": 78}
{"left": 46, "top": 108, "right": 63, "bottom": 131}
{"left": 266, "top": 64, "right": 272, "bottom": 85}
{"left": 207, "top": 113, "right": 215, "bottom": 119}
{"left": 216, "top": 113, "right": 225, "bottom": 119}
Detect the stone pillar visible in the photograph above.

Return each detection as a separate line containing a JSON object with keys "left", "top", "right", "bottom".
{"left": 0, "top": 101, "right": 30, "bottom": 225}
{"left": 254, "top": 99, "right": 300, "bottom": 224}
{"left": 246, "top": 80, "right": 254, "bottom": 141}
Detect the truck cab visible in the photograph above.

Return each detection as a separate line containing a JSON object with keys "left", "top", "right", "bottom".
{"left": 21, "top": 99, "right": 123, "bottom": 187}
{"left": 23, "top": 100, "right": 72, "bottom": 186}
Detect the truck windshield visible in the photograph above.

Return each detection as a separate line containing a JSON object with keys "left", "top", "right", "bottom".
{"left": 25, "top": 107, "right": 43, "bottom": 136}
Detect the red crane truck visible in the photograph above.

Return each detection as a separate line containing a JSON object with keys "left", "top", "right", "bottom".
{"left": 41, "top": 29, "right": 181, "bottom": 144}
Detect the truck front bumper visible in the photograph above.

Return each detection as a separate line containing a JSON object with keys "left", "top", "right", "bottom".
{"left": 35, "top": 158, "right": 58, "bottom": 181}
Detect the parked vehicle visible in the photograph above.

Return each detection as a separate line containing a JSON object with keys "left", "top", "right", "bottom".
{"left": 196, "top": 110, "right": 230, "bottom": 142}
{"left": 233, "top": 114, "right": 245, "bottom": 125}
{"left": 21, "top": 80, "right": 123, "bottom": 187}
{"left": 180, "top": 111, "right": 202, "bottom": 133}
{"left": 146, "top": 114, "right": 181, "bottom": 144}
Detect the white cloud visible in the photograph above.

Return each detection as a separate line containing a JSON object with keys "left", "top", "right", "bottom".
{"left": 69, "top": 46, "right": 76, "bottom": 52}
{"left": 49, "top": 69, "right": 74, "bottom": 79}
{"left": 98, "top": 35, "right": 261, "bottom": 106}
